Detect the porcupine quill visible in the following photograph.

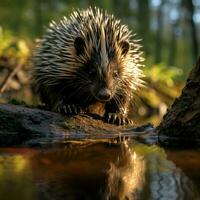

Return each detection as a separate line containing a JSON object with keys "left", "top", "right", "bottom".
{"left": 32, "top": 7, "right": 145, "bottom": 125}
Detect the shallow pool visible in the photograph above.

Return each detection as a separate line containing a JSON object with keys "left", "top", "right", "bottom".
{"left": 0, "top": 140, "right": 199, "bottom": 200}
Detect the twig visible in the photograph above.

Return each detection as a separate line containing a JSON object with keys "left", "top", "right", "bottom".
{"left": 0, "top": 63, "right": 23, "bottom": 93}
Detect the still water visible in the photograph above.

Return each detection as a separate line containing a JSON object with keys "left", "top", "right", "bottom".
{"left": 0, "top": 140, "right": 199, "bottom": 200}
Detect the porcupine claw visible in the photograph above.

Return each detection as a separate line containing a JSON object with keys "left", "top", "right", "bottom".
{"left": 57, "top": 103, "right": 83, "bottom": 115}
{"left": 105, "top": 113, "right": 134, "bottom": 125}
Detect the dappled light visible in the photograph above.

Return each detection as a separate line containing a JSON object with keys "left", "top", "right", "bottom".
{"left": 0, "top": 1, "right": 200, "bottom": 199}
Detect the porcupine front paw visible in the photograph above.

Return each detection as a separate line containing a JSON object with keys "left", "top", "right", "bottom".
{"left": 104, "top": 113, "right": 134, "bottom": 125}
{"left": 57, "top": 104, "right": 83, "bottom": 115}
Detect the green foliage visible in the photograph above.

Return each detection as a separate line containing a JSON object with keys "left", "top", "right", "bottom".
{"left": 145, "top": 63, "right": 183, "bottom": 86}
{"left": 0, "top": 27, "right": 13, "bottom": 55}
{"left": 132, "top": 143, "right": 176, "bottom": 173}
{"left": 134, "top": 63, "right": 184, "bottom": 125}
{"left": 0, "top": 26, "right": 30, "bottom": 63}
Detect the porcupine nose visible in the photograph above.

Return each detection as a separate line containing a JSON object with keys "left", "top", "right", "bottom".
{"left": 98, "top": 89, "right": 111, "bottom": 101}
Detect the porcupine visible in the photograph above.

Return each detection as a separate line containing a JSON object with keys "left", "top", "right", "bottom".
{"left": 32, "top": 7, "right": 144, "bottom": 125}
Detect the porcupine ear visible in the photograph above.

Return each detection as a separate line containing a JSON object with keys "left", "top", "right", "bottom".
{"left": 120, "top": 41, "right": 130, "bottom": 56}
{"left": 74, "top": 37, "right": 86, "bottom": 56}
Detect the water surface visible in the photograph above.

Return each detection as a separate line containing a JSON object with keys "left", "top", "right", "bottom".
{"left": 0, "top": 140, "right": 199, "bottom": 200}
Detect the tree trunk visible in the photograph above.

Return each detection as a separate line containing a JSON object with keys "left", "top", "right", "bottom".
{"left": 182, "top": 0, "right": 199, "bottom": 62}
{"left": 156, "top": 57, "right": 200, "bottom": 145}
{"left": 137, "top": 0, "right": 150, "bottom": 55}
{"left": 34, "top": 0, "right": 43, "bottom": 36}
{"left": 155, "top": 0, "right": 164, "bottom": 63}
{"left": 168, "top": 21, "right": 178, "bottom": 66}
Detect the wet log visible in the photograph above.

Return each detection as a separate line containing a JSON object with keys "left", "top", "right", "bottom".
{"left": 0, "top": 104, "right": 154, "bottom": 147}
{"left": 156, "top": 57, "right": 200, "bottom": 145}
{"left": 0, "top": 104, "right": 66, "bottom": 146}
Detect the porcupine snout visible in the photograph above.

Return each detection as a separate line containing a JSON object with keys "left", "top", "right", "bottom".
{"left": 97, "top": 88, "right": 111, "bottom": 102}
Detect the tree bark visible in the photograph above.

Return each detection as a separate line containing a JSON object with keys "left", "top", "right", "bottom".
{"left": 156, "top": 57, "right": 200, "bottom": 145}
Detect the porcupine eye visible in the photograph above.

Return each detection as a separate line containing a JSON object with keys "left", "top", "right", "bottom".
{"left": 120, "top": 41, "right": 129, "bottom": 56}
{"left": 113, "top": 70, "right": 119, "bottom": 79}
{"left": 74, "top": 37, "right": 86, "bottom": 56}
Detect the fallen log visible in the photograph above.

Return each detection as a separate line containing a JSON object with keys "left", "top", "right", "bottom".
{"left": 0, "top": 104, "right": 155, "bottom": 147}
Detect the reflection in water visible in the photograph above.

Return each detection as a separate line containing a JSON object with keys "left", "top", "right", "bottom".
{"left": 0, "top": 141, "right": 199, "bottom": 200}
{"left": 0, "top": 154, "right": 36, "bottom": 200}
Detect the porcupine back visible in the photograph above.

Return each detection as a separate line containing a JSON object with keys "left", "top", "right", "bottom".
{"left": 32, "top": 7, "right": 144, "bottom": 115}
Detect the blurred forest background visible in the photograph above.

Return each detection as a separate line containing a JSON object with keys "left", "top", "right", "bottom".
{"left": 0, "top": 0, "right": 199, "bottom": 124}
